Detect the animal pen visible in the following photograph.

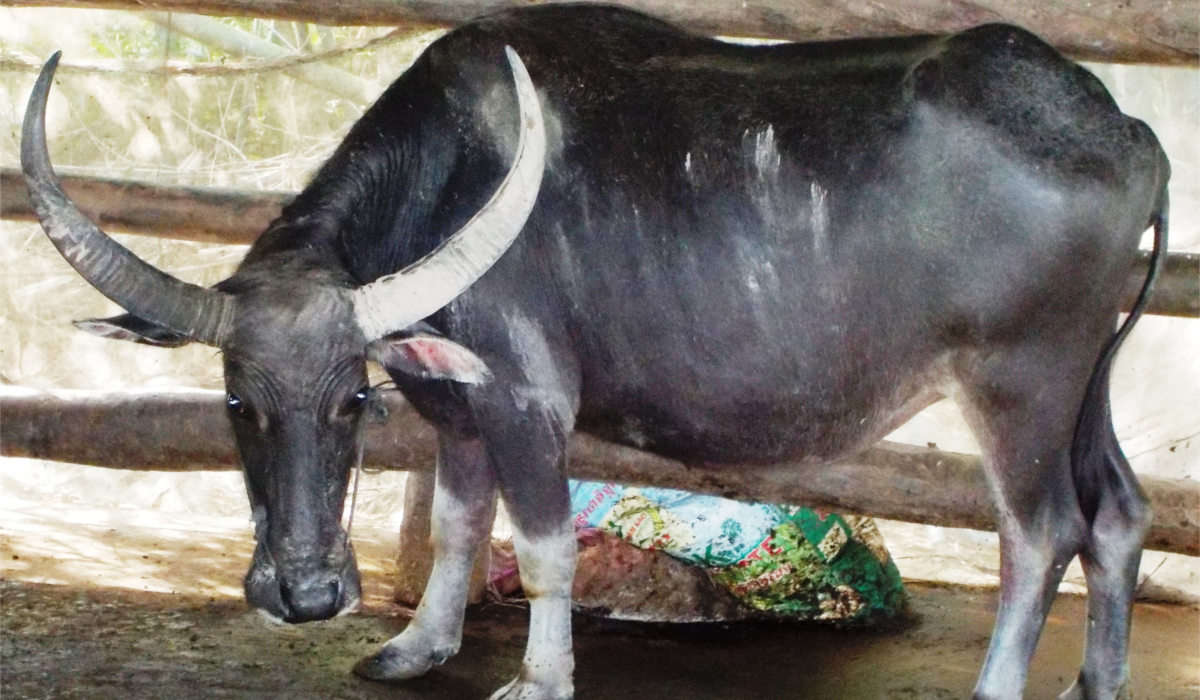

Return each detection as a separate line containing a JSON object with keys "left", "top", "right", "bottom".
{"left": 1, "top": 1, "right": 1198, "bottom": 698}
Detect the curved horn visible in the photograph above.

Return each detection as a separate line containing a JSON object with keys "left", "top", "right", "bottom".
{"left": 22, "top": 52, "right": 234, "bottom": 346}
{"left": 353, "top": 46, "right": 546, "bottom": 340}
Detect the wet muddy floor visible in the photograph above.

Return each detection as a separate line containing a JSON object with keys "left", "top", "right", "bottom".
{"left": 3, "top": 578, "right": 1197, "bottom": 700}
{"left": 2, "top": 496, "right": 1197, "bottom": 698}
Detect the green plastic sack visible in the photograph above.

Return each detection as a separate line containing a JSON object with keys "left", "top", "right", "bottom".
{"left": 707, "top": 508, "right": 906, "bottom": 625}
{"left": 570, "top": 481, "right": 906, "bottom": 624}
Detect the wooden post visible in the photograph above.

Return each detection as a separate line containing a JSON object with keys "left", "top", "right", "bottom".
{"left": 393, "top": 470, "right": 436, "bottom": 606}
{"left": 393, "top": 470, "right": 495, "bottom": 606}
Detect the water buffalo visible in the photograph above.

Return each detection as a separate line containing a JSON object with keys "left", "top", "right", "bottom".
{"left": 22, "top": 6, "right": 1167, "bottom": 699}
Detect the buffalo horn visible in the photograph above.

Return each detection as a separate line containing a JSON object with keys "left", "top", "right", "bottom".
{"left": 352, "top": 46, "right": 546, "bottom": 340}
{"left": 21, "top": 52, "right": 234, "bottom": 346}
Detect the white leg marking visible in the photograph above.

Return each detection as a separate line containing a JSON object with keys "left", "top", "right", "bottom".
{"left": 356, "top": 473, "right": 493, "bottom": 681}
{"left": 490, "top": 522, "right": 576, "bottom": 700}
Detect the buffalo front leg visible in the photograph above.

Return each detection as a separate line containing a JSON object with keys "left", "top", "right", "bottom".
{"left": 476, "top": 397, "right": 576, "bottom": 700}
{"left": 354, "top": 433, "right": 497, "bottom": 680}
{"left": 488, "top": 515, "right": 576, "bottom": 700}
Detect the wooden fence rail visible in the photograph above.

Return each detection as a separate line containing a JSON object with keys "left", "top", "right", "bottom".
{"left": 5, "top": 0, "right": 1198, "bottom": 65}
{"left": 1, "top": 168, "right": 290, "bottom": 246}
{"left": 4, "top": 168, "right": 1197, "bottom": 318}
{"left": 2, "top": 387, "right": 1196, "bottom": 557}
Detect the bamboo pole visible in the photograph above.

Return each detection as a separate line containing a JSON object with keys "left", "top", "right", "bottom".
{"left": 5, "top": 0, "right": 1197, "bottom": 65}
{"left": 143, "top": 13, "right": 381, "bottom": 105}
{"left": 2, "top": 387, "right": 1195, "bottom": 557}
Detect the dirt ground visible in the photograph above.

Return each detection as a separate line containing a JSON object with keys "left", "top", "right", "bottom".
{"left": 2, "top": 499, "right": 1198, "bottom": 699}
{"left": 4, "top": 580, "right": 1199, "bottom": 700}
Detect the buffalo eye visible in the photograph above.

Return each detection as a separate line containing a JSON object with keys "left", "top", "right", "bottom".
{"left": 341, "top": 388, "right": 370, "bottom": 416}
{"left": 226, "top": 393, "right": 250, "bottom": 417}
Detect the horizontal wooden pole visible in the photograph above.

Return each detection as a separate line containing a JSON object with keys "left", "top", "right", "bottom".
{"left": 4, "top": 168, "right": 1196, "bottom": 317}
{"left": 1, "top": 168, "right": 291, "bottom": 245}
{"left": 2, "top": 387, "right": 1195, "bottom": 556}
{"left": 0, "top": 387, "right": 441, "bottom": 473}
{"left": 6, "top": 0, "right": 1197, "bottom": 64}
{"left": 1134, "top": 248, "right": 1200, "bottom": 319}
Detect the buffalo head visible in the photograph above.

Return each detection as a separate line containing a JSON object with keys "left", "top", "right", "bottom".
{"left": 21, "top": 48, "right": 545, "bottom": 623}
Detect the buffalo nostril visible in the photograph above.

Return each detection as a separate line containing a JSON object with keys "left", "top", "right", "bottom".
{"left": 279, "top": 577, "right": 296, "bottom": 606}
{"left": 278, "top": 574, "right": 342, "bottom": 623}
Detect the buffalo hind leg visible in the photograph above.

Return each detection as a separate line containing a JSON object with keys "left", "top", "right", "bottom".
{"left": 957, "top": 348, "right": 1091, "bottom": 700}
{"left": 354, "top": 433, "right": 497, "bottom": 680}
{"left": 1061, "top": 384, "right": 1151, "bottom": 700}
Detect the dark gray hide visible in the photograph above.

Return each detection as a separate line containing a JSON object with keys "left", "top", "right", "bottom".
{"left": 23, "top": 7, "right": 1168, "bottom": 700}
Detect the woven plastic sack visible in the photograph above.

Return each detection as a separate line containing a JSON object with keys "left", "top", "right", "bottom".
{"left": 569, "top": 481, "right": 905, "bottom": 624}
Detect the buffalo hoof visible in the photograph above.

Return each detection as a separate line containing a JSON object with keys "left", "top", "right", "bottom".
{"left": 1058, "top": 679, "right": 1133, "bottom": 700}
{"left": 352, "top": 638, "right": 456, "bottom": 682}
{"left": 487, "top": 675, "right": 573, "bottom": 700}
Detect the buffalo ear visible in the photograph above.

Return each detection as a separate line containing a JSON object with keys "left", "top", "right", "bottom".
{"left": 368, "top": 330, "right": 492, "bottom": 385}
{"left": 74, "top": 313, "right": 193, "bottom": 347}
